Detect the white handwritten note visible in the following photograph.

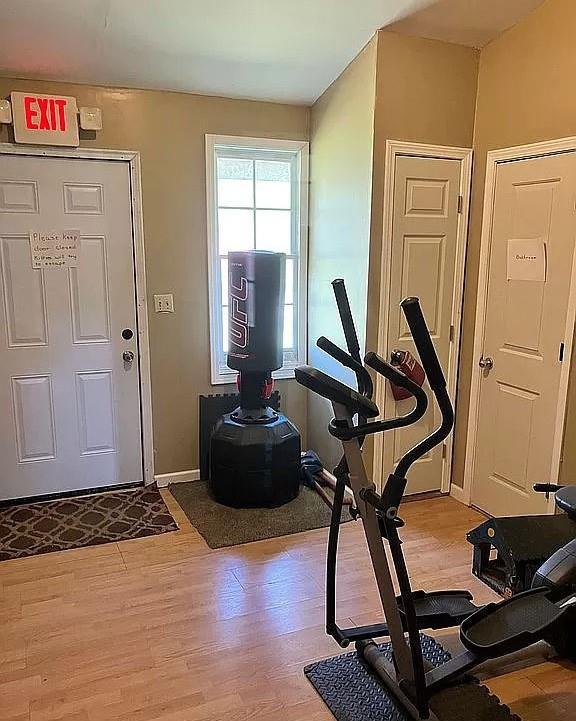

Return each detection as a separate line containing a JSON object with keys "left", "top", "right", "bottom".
{"left": 507, "top": 239, "right": 547, "bottom": 282}
{"left": 30, "top": 230, "right": 80, "bottom": 269}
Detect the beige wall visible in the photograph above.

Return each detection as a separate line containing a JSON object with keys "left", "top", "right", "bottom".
{"left": 307, "top": 38, "right": 377, "bottom": 469}
{"left": 306, "top": 31, "right": 479, "bottom": 475}
{"left": 364, "top": 31, "right": 478, "bottom": 478}
{"left": 367, "top": 31, "right": 479, "bottom": 354}
{"left": 0, "top": 78, "right": 309, "bottom": 475}
{"left": 454, "top": 0, "right": 576, "bottom": 487}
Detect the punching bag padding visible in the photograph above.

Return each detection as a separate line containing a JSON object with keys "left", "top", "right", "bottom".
{"left": 227, "top": 250, "right": 285, "bottom": 372}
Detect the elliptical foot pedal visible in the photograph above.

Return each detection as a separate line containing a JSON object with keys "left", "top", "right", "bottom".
{"left": 399, "top": 590, "right": 479, "bottom": 629}
{"left": 305, "top": 634, "right": 520, "bottom": 721}
{"left": 461, "top": 587, "right": 569, "bottom": 657}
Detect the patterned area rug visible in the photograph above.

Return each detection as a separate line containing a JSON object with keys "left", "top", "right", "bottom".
{"left": 0, "top": 486, "right": 178, "bottom": 561}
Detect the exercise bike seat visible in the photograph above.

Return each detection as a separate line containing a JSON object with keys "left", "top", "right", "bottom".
{"left": 295, "top": 365, "right": 379, "bottom": 418}
{"left": 556, "top": 485, "right": 576, "bottom": 520}
{"left": 460, "top": 586, "right": 568, "bottom": 657}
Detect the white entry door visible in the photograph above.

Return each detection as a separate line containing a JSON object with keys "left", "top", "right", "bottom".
{"left": 0, "top": 154, "right": 143, "bottom": 501}
{"left": 382, "top": 154, "right": 464, "bottom": 494}
{"left": 472, "top": 153, "right": 576, "bottom": 516}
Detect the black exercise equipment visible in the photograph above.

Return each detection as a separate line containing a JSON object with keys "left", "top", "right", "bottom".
{"left": 467, "top": 483, "right": 576, "bottom": 596}
{"left": 307, "top": 283, "right": 478, "bottom": 650}
{"left": 209, "top": 250, "right": 300, "bottom": 508}
{"left": 299, "top": 279, "right": 369, "bottom": 518}
{"left": 296, "top": 294, "right": 576, "bottom": 721}
{"left": 305, "top": 635, "right": 520, "bottom": 721}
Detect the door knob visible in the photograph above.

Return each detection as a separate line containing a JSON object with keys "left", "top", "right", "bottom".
{"left": 123, "top": 350, "right": 135, "bottom": 363}
{"left": 479, "top": 356, "right": 494, "bottom": 371}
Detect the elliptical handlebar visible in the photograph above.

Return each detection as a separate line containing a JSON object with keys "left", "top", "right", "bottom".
{"left": 400, "top": 297, "right": 446, "bottom": 392}
{"left": 392, "top": 297, "right": 454, "bottom": 480}
{"left": 332, "top": 279, "right": 362, "bottom": 364}
{"left": 365, "top": 351, "right": 422, "bottom": 396}
{"left": 317, "top": 335, "right": 373, "bottom": 400}
{"left": 328, "top": 352, "right": 428, "bottom": 441}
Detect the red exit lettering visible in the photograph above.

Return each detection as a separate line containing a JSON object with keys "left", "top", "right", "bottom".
{"left": 24, "top": 96, "right": 67, "bottom": 132}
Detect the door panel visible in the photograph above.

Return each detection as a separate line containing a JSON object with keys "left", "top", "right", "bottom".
{"left": 11, "top": 374, "right": 56, "bottom": 462}
{"left": 383, "top": 155, "right": 462, "bottom": 494}
{"left": 0, "top": 154, "right": 142, "bottom": 500}
{"left": 76, "top": 370, "right": 116, "bottom": 455}
{"left": 1, "top": 235, "right": 49, "bottom": 347}
{"left": 0, "top": 180, "right": 39, "bottom": 212}
{"left": 400, "top": 235, "right": 446, "bottom": 338}
{"left": 472, "top": 153, "right": 576, "bottom": 516}
{"left": 69, "top": 236, "right": 110, "bottom": 344}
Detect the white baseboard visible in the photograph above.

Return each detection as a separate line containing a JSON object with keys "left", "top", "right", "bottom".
{"left": 449, "top": 483, "right": 469, "bottom": 506}
{"left": 155, "top": 469, "right": 200, "bottom": 488}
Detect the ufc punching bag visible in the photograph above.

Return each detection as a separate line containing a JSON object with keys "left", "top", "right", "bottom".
{"left": 209, "top": 250, "right": 301, "bottom": 508}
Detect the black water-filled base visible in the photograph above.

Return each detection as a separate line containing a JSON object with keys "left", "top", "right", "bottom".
{"left": 209, "top": 411, "right": 301, "bottom": 508}
{"left": 304, "top": 634, "right": 521, "bottom": 721}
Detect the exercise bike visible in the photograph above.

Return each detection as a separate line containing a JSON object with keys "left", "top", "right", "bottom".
{"left": 295, "top": 296, "right": 576, "bottom": 721}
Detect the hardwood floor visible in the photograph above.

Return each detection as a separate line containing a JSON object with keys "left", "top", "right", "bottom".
{"left": 0, "top": 492, "right": 574, "bottom": 720}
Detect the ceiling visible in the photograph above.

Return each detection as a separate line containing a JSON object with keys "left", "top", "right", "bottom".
{"left": 389, "top": 0, "right": 545, "bottom": 48}
{"left": 0, "top": 0, "right": 545, "bottom": 105}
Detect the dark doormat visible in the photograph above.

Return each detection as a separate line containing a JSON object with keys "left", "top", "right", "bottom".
{"left": 305, "top": 634, "right": 520, "bottom": 721}
{"left": 0, "top": 486, "right": 178, "bottom": 561}
{"left": 169, "top": 481, "right": 352, "bottom": 548}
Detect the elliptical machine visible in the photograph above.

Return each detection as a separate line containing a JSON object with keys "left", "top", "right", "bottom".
{"left": 295, "top": 296, "right": 576, "bottom": 721}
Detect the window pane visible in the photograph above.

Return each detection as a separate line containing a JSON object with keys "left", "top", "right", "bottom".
{"left": 256, "top": 160, "right": 291, "bottom": 209}
{"left": 222, "top": 308, "right": 229, "bottom": 354}
{"left": 221, "top": 258, "right": 228, "bottom": 305}
{"left": 217, "top": 158, "right": 253, "bottom": 207}
{"left": 218, "top": 208, "right": 254, "bottom": 254}
{"left": 283, "top": 304, "right": 294, "bottom": 349}
{"left": 256, "top": 209, "right": 291, "bottom": 253}
{"left": 285, "top": 259, "right": 294, "bottom": 304}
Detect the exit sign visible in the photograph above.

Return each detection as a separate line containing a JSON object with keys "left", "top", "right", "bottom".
{"left": 11, "top": 92, "right": 79, "bottom": 146}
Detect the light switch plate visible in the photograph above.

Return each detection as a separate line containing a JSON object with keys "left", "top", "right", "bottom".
{"left": 154, "top": 294, "right": 174, "bottom": 312}
{"left": 0, "top": 98, "right": 12, "bottom": 124}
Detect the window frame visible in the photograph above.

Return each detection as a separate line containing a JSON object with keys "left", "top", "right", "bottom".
{"left": 206, "top": 134, "right": 309, "bottom": 385}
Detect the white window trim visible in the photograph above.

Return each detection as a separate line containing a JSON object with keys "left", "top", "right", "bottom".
{"left": 206, "top": 134, "right": 309, "bottom": 385}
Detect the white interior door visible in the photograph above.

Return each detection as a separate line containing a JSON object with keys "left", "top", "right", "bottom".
{"left": 382, "top": 155, "right": 463, "bottom": 494}
{"left": 472, "top": 153, "right": 576, "bottom": 516}
{"left": 0, "top": 154, "right": 143, "bottom": 501}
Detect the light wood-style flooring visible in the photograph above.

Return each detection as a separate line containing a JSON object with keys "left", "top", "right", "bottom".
{"left": 1, "top": 492, "right": 574, "bottom": 721}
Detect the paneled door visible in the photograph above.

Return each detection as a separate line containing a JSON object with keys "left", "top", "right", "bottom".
{"left": 0, "top": 155, "right": 143, "bottom": 501}
{"left": 472, "top": 153, "right": 576, "bottom": 516}
{"left": 382, "top": 155, "right": 463, "bottom": 494}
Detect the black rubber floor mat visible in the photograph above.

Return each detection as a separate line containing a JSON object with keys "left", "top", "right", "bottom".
{"left": 305, "top": 634, "right": 521, "bottom": 721}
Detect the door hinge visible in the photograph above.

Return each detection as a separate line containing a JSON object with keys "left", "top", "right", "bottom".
{"left": 457, "top": 195, "right": 463, "bottom": 214}
{"left": 559, "top": 342, "right": 565, "bottom": 362}
{"left": 449, "top": 324, "right": 455, "bottom": 342}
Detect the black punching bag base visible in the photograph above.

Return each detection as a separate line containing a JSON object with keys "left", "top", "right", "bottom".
{"left": 209, "top": 411, "right": 301, "bottom": 508}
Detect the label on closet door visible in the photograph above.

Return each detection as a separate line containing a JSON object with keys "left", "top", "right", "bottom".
{"left": 507, "top": 239, "right": 547, "bottom": 281}
{"left": 30, "top": 230, "right": 80, "bottom": 269}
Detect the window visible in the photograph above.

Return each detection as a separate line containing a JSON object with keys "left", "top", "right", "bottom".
{"left": 206, "top": 135, "right": 309, "bottom": 384}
